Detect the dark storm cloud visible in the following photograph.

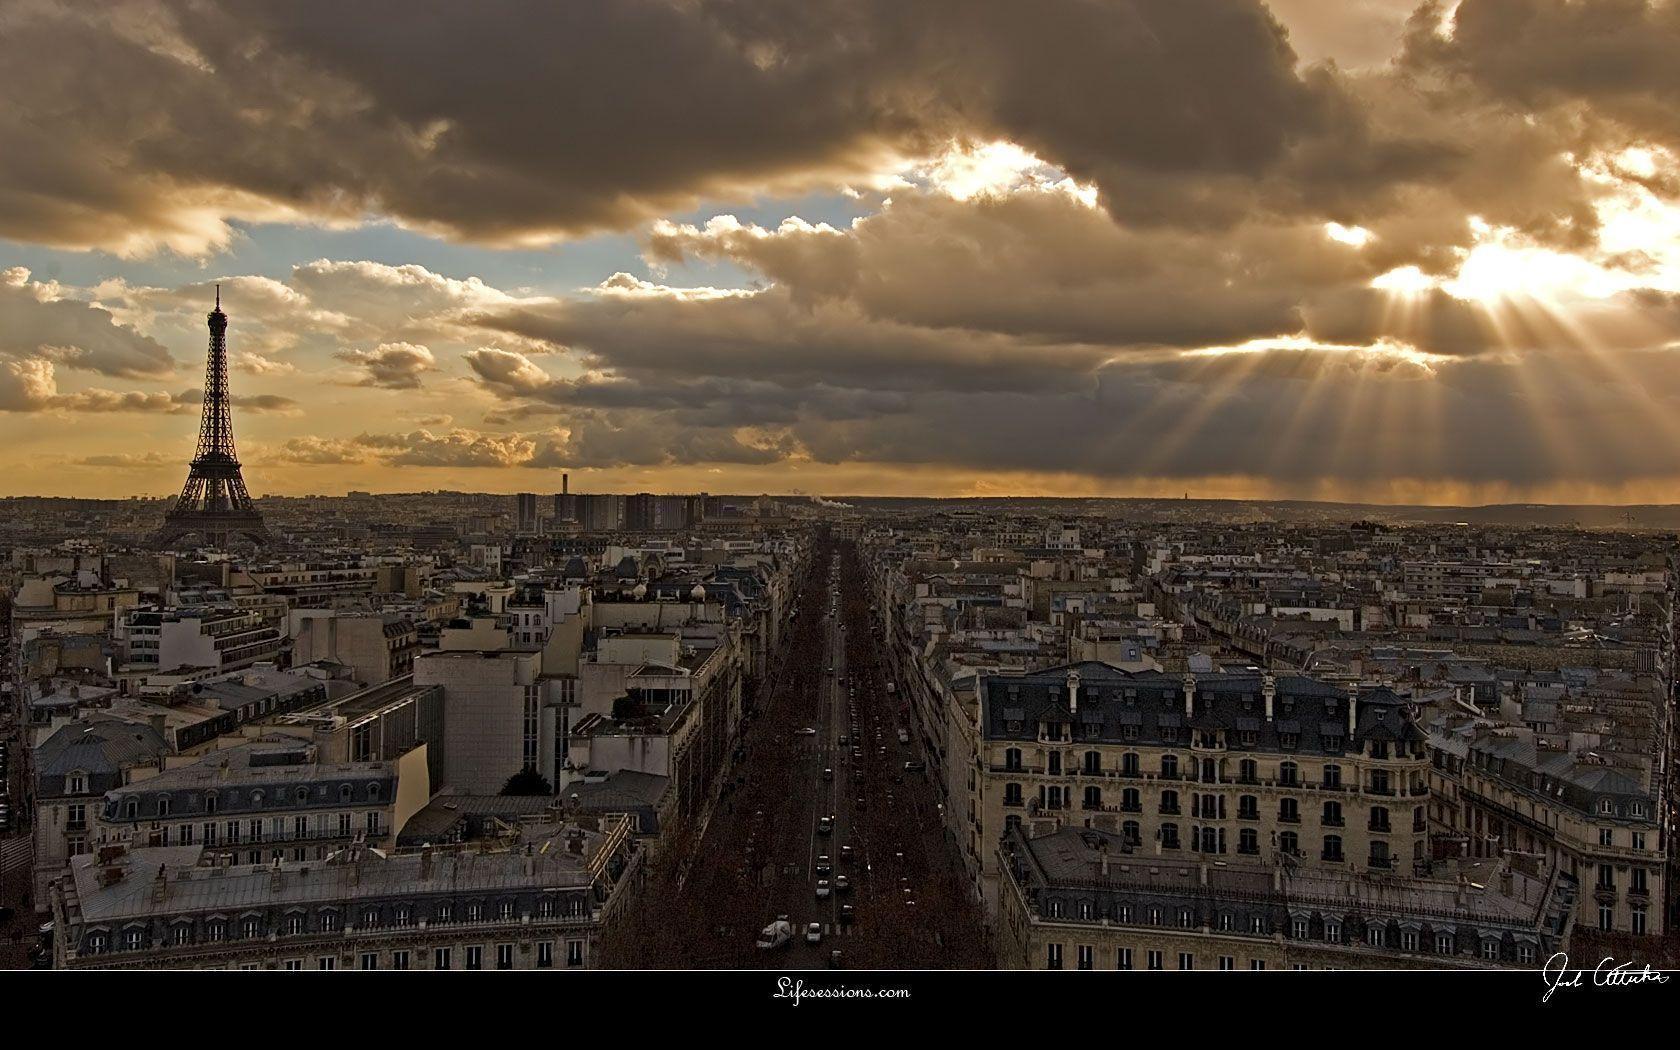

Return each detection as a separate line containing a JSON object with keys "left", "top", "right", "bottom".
{"left": 1404, "top": 0, "right": 1680, "bottom": 155}
{"left": 0, "top": 0, "right": 1460, "bottom": 250}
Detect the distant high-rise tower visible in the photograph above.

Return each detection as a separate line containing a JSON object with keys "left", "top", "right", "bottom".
{"left": 155, "top": 288, "right": 271, "bottom": 547}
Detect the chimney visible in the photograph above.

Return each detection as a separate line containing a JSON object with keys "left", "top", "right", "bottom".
{"left": 1065, "top": 670, "right": 1080, "bottom": 716}
{"left": 523, "top": 843, "right": 535, "bottom": 877}
{"left": 149, "top": 713, "right": 167, "bottom": 739}
{"left": 1347, "top": 682, "right": 1359, "bottom": 737}
{"left": 1182, "top": 672, "right": 1196, "bottom": 719}
{"left": 269, "top": 858, "right": 284, "bottom": 891}
{"left": 151, "top": 863, "right": 168, "bottom": 903}
{"left": 1262, "top": 673, "right": 1276, "bottom": 721}
{"left": 1097, "top": 839, "right": 1109, "bottom": 877}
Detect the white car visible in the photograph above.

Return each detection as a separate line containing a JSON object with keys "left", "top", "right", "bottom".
{"left": 815, "top": 879, "right": 832, "bottom": 898}
{"left": 806, "top": 922, "right": 823, "bottom": 944}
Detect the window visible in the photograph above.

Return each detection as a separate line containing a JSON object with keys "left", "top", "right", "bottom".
{"left": 1146, "top": 950, "right": 1163, "bottom": 971}
{"left": 1250, "top": 960, "right": 1265, "bottom": 970}
{"left": 1436, "top": 932, "right": 1453, "bottom": 954}
{"left": 465, "top": 946, "right": 484, "bottom": 970}
{"left": 359, "top": 952, "right": 378, "bottom": 971}
{"left": 1178, "top": 952, "right": 1194, "bottom": 970}
{"left": 1076, "top": 945, "right": 1093, "bottom": 970}
{"left": 538, "top": 941, "right": 554, "bottom": 968}
{"left": 1279, "top": 831, "right": 1299, "bottom": 856}
{"left": 1238, "top": 795, "right": 1258, "bottom": 820}
{"left": 1322, "top": 835, "right": 1343, "bottom": 862}
{"left": 1160, "top": 755, "right": 1178, "bottom": 779}
{"left": 1632, "top": 908, "right": 1648, "bottom": 936}
{"left": 1279, "top": 762, "right": 1299, "bottom": 786}
{"left": 1046, "top": 943, "right": 1063, "bottom": 970}
{"left": 285, "top": 914, "right": 305, "bottom": 936}
{"left": 1322, "top": 764, "right": 1341, "bottom": 789}
{"left": 1159, "top": 824, "right": 1180, "bottom": 850}
{"left": 318, "top": 956, "right": 337, "bottom": 970}
{"left": 1239, "top": 828, "right": 1258, "bottom": 855}
{"left": 434, "top": 947, "right": 452, "bottom": 971}
{"left": 1122, "top": 753, "right": 1140, "bottom": 776}
{"left": 1219, "top": 956, "right": 1235, "bottom": 970}
{"left": 391, "top": 951, "right": 410, "bottom": 971}
{"left": 1481, "top": 940, "right": 1500, "bottom": 961}
{"left": 1004, "top": 747, "right": 1022, "bottom": 772}
{"left": 566, "top": 940, "right": 584, "bottom": 967}
{"left": 1292, "top": 917, "right": 1309, "bottom": 939}
{"left": 1117, "top": 947, "right": 1133, "bottom": 970}
{"left": 496, "top": 943, "right": 514, "bottom": 970}
{"left": 1160, "top": 790, "right": 1180, "bottom": 815}
{"left": 1083, "top": 786, "right": 1102, "bottom": 810}
{"left": 1322, "top": 801, "right": 1343, "bottom": 827}
{"left": 1004, "top": 783, "right": 1023, "bottom": 807}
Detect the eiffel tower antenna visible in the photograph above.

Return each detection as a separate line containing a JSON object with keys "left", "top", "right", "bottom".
{"left": 154, "top": 290, "right": 271, "bottom": 547}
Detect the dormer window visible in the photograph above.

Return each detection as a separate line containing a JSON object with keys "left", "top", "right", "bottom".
{"left": 66, "top": 773, "right": 88, "bottom": 795}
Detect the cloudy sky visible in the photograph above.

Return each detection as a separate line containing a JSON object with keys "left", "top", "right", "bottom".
{"left": 4, "top": 0, "right": 1680, "bottom": 504}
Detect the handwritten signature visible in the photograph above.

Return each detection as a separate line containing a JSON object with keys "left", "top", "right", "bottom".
{"left": 1542, "top": 953, "right": 1670, "bottom": 1003}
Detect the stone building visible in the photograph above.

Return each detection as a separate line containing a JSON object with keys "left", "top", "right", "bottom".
{"left": 997, "top": 824, "right": 1577, "bottom": 970}
{"left": 974, "top": 662, "right": 1431, "bottom": 914}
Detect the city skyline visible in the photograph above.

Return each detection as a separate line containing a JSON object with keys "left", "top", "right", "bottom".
{"left": 4, "top": 0, "right": 1680, "bottom": 506}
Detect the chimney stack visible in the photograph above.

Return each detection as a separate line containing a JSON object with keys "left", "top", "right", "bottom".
{"left": 1182, "top": 672, "right": 1196, "bottom": 719}
{"left": 1262, "top": 673, "right": 1276, "bottom": 721}
{"left": 1347, "top": 682, "right": 1359, "bottom": 737}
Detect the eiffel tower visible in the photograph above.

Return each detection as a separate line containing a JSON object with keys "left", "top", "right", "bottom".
{"left": 155, "top": 287, "right": 271, "bottom": 547}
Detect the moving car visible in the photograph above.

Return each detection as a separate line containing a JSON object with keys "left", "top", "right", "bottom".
{"left": 806, "top": 922, "right": 824, "bottom": 944}
{"left": 817, "top": 815, "right": 833, "bottom": 835}
{"left": 815, "top": 855, "right": 832, "bottom": 876}
{"left": 815, "top": 879, "right": 831, "bottom": 899}
{"left": 756, "top": 918, "right": 794, "bottom": 950}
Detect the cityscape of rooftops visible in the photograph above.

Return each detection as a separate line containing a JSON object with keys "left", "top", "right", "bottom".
{"left": 1, "top": 0, "right": 1678, "bottom": 1001}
